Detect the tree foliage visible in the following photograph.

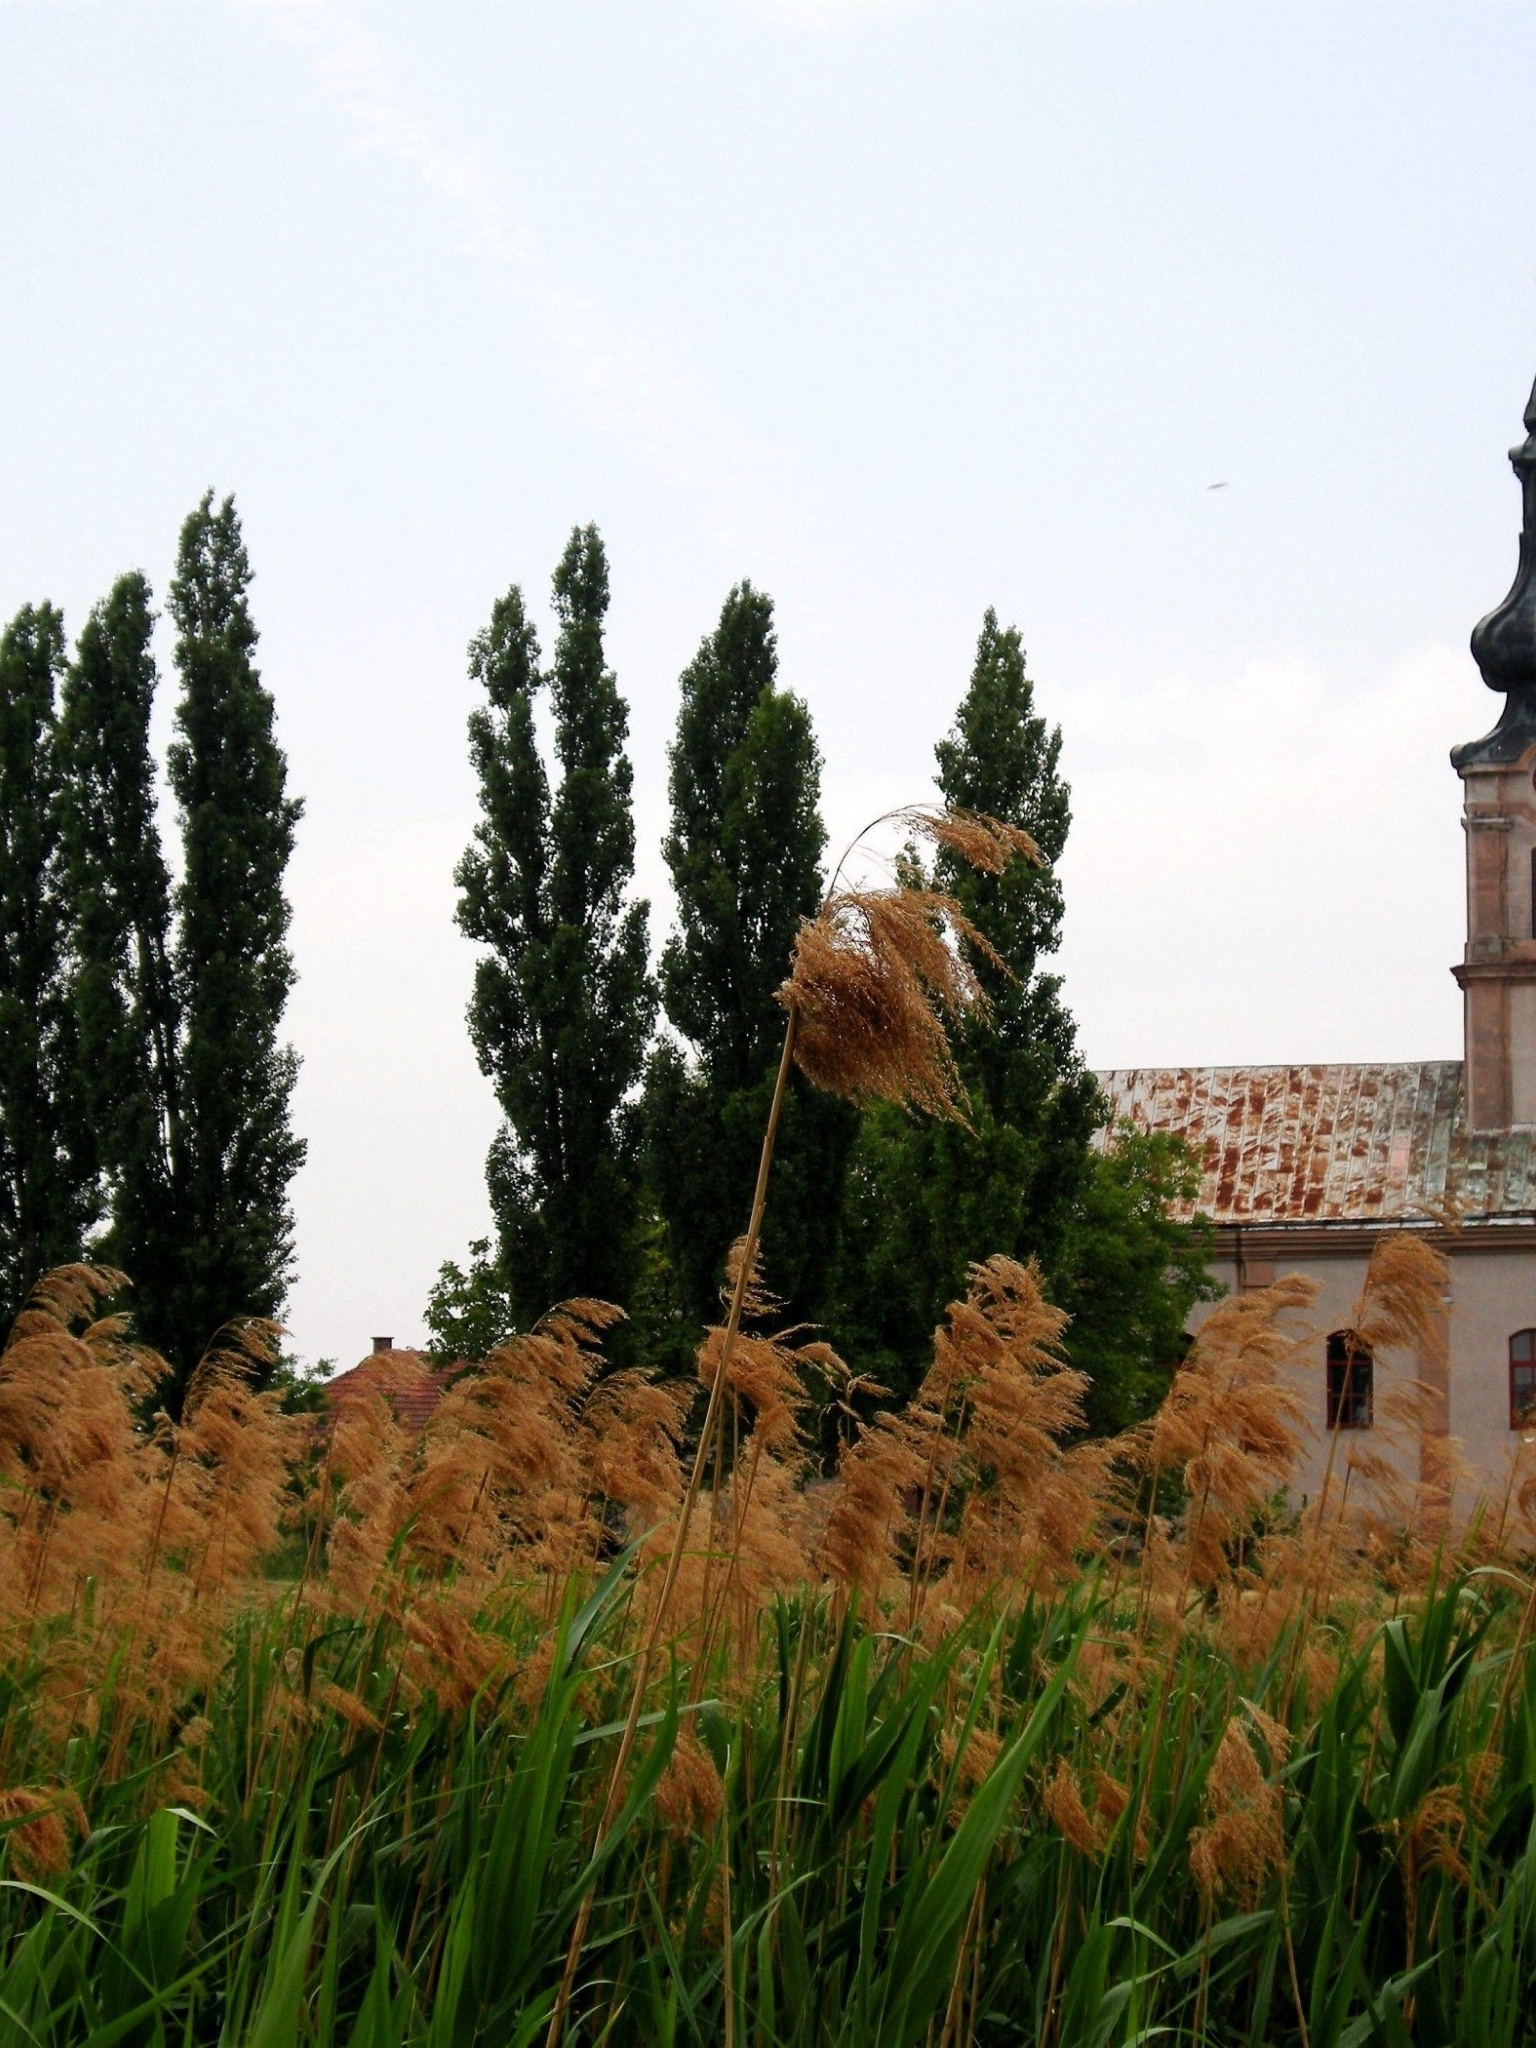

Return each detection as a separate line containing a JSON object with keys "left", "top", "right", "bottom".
{"left": 645, "top": 583, "right": 855, "bottom": 1334}
{"left": 456, "top": 527, "right": 655, "bottom": 1326}
{"left": 830, "top": 610, "right": 1212, "bottom": 1423}
{"left": 658, "top": 583, "right": 823, "bottom": 1089}
{"left": 155, "top": 494, "right": 305, "bottom": 1388}
{"left": 0, "top": 604, "right": 95, "bottom": 1319}
{"left": 5, "top": 504, "right": 303, "bottom": 1390}
{"left": 58, "top": 572, "right": 180, "bottom": 1327}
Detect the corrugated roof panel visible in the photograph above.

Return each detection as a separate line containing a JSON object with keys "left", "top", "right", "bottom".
{"left": 1095, "top": 1061, "right": 1536, "bottom": 1224}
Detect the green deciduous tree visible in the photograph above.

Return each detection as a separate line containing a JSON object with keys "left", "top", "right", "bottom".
{"left": 645, "top": 582, "right": 855, "bottom": 1335}
{"left": 455, "top": 526, "right": 655, "bottom": 1328}
{"left": 831, "top": 610, "right": 1212, "bottom": 1426}
{"left": 0, "top": 604, "right": 96, "bottom": 1319}
{"left": 1052, "top": 1124, "right": 1214, "bottom": 1428}
{"left": 158, "top": 494, "right": 304, "bottom": 1389}
{"left": 58, "top": 572, "right": 181, "bottom": 1327}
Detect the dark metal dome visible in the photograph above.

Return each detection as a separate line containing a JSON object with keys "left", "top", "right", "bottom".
{"left": 1471, "top": 368, "right": 1536, "bottom": 689}
{"left": 1452, "top": 365, "right": 1536, "bottom": 770}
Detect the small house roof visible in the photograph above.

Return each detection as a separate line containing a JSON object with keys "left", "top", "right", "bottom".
{"left": 1096, "top": 1061, "right": 1536, "bottom": 1227}
{"left": 325, "top": 1349, "right": 456, "bottom": 1433}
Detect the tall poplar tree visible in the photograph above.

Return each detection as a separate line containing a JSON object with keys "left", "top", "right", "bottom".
{"left": 160, "top": 494, "right": 305, "bottom": 1385}
{"left": 645, "top": 582, "right": 854, "bottom": 1328}
{"left": 0, "top": 604, "right": 96, "bottom": 1321}
{"left": 58, "top": 573, "right": 181, "bottom": 1322}
{"left": 832, "top": 611, "right": 1211, "bottom": 1424}
{"left": 932, "top": 607, "right": 1100, "bottom": 1219}
{"left": 456, "top": 526, "right": 654, "bottom": 1325}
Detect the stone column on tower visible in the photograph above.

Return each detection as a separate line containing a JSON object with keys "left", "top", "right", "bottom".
{"left": 1453, "top": 365, "right": 1536, "bottom": 1132}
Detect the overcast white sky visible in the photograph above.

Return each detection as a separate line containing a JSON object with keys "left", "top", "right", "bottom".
{"left": 3, "top": 1, "right": 1534, "bottom": 1367}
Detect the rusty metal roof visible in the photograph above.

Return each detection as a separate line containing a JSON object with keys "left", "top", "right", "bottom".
{"left": 1096, "top": 1062, "right": 1536, "bottom": 1226}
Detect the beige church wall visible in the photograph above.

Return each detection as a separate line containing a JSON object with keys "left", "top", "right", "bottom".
{"left": 1185, "top": 1252, "right": 1421, "bottom": 1505}
{"left": 1183, "top": 1244, "right": 1536, "bottom": 1511}
{"left": 1440, "top": 1248, "right": 1536, "bottom": 1499}
{"left": 1509, "top": 985, "right": 1536, "bottom": 1127}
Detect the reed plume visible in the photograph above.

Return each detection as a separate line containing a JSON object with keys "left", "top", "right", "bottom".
{"left": 546, "top": 803, "right": 1044, "bottom": 2046}
{"left": 1134, "top": 1274, "right": 1313, "bottom": 1598}
{"left": 3, "top": 1248, "right": 1536, "bottom": 2047}
{"left": 1188, "top": 1710, "right": 1288, "bottom": 1906}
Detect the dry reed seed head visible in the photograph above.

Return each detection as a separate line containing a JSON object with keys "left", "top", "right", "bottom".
{"left": 0, "top": 1328, "right": 162, "bottom": 1629}
{"left": 0, "top": 1788, "right": 85, "bottom": 1879}
{"left": 726, "top": 1443, "right": 817, "bottom": 1590}
{"left": 718, "top": 1236, "right": 779, "bottom": 1323}
{"left": 80, "top": 1312, "right": 165, "bottom": 1406}
{"left": 779, "top": 888, "right": 999, "bottom": 1120}
{"left": 696, "top": 1243, "right": 845, "bottom": 1453}
{"left": 306, "top": 1387, "right": 421, "bottom": 1602}
{"left": 532, "top": 1296, "right": 627, "bottom": 1346}
{"left": 314, "top": 1680, "right": 386, "bottom": 1735}
{"left": 1238, "top": 1697, "right": 1292, "bottom": 1767}
{"left": 937, "top": 1724, "right": 1004, "bottom": 1818}
{"left": 1145, "top": 1274, "right": 1316, "bottom": 1472}
{"left": 958, "top": 1725, "right": 1003, "bottom": 1789}
{"left": 1353, "top": 1233, "right": 1450, "bottom": 1373}
{"left": 1506, "top": 1435, "right": 1536, "bottom": 1537}
{"left": 1398, "top": 1783, "right": 1472, "bottom": 1889}
{"left": 1467, "top": 1745, "right": 1504, "bottom": 1820}
{"left": 1188, "top": 1716, "right": 1287, "bottom": 1907}
{"left": 6, "top": 1265, "right": 129, "bottom": 1350}
{"left": 582, "top": 1372, "right": 690, "bottom": 1521}
{"left": 395, "top": 1593, "right": 507, "bottom": 1715}
{"left": 176, "top": 1714, "right": 213, "bottom": 1752}
{"left": 695, "top": 1323, "right": 830, "bottom": 1454}
{"left": 925, "top": 1257, "right": 1116, "bottom": 1597}
{"left": 894, "top": 805, "right": 1045, "bottom": 877}
{"left": 654, "top": 1730, "right": 725, "bottom": 1839}
{"left": 816, "top": 1413, "right": 927, "bottom": 1599}
{"left": 172, "top": 1380, "right": 305, "bottom": 1586}
{"left": 1141, "top": 1277, "right": 1315, "bottom": 1588}
{"left": 182, "top": 1317, "right": 286, "bottom": 1416}
{"left": 400, "top": 1302, "right": 622, "bottom": 1574}
{"left": 1094, "top": 1771, "right": 1152, "bottom": 1863}
{"left": 1043, "top": 1758, "right": 1105, "bottom": 1857}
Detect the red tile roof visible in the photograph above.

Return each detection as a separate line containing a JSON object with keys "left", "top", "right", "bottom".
{"left": 324, "top": 1350, "right": 456, "bottom": 1433}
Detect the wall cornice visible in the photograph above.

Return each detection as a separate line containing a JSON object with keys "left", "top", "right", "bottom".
{"left": 1215, "top": 1221, "right": 1536, "bottom": 1261}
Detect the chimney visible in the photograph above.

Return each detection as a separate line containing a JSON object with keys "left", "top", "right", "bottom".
{"left": 372, "top": 1336, "right": 394, "bottom": 1354}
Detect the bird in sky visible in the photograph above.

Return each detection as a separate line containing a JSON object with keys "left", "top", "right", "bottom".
{"left": 1206, "top": 480, "right": 1229, "bottom": 490}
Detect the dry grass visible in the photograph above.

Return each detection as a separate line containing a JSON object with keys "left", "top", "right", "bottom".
{"left": 0, "top": 1216, "right": 1523, "bottom": 1786}
{"left": 2, "top": 1230, "right": 1534, "bottom": 2044}
{"left": 5, "top": 806, "right": 1533, "bottom": 2044}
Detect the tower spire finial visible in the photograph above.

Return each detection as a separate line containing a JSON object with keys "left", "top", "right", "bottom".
{"left": 1469, "top": 363, "right": 1536, "bottom": 689}
{"left": 1452, "top": 358, "right": 1536, "bottom": 769}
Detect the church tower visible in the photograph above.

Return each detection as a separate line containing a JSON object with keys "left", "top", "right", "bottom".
{"left": 1452, "top": 366, "right": 1536, "bottom": 1132}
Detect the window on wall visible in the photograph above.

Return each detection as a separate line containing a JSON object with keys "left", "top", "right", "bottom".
{"left": 1326, "top": 1330, "right": 1373, "bottom": 1430}
{"left": 1511, "top": 1331, "right": 1536, "bottom": 1429}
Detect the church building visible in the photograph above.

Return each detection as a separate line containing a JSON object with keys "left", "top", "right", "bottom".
{"left": 1099, "top": 364, "right": 1536, "bottom": 1496}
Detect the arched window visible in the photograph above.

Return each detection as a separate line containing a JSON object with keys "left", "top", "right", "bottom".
{"left": 1511, "top": 1331, "right": 1536, "bottom": 1429}
{"left": 1326, "top": 1330, "right": 1373, "bottom": 1430}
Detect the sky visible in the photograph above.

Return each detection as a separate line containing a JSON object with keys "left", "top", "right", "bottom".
{"left": 2, "top": 0, "right": 1535, "bottom": 1369}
